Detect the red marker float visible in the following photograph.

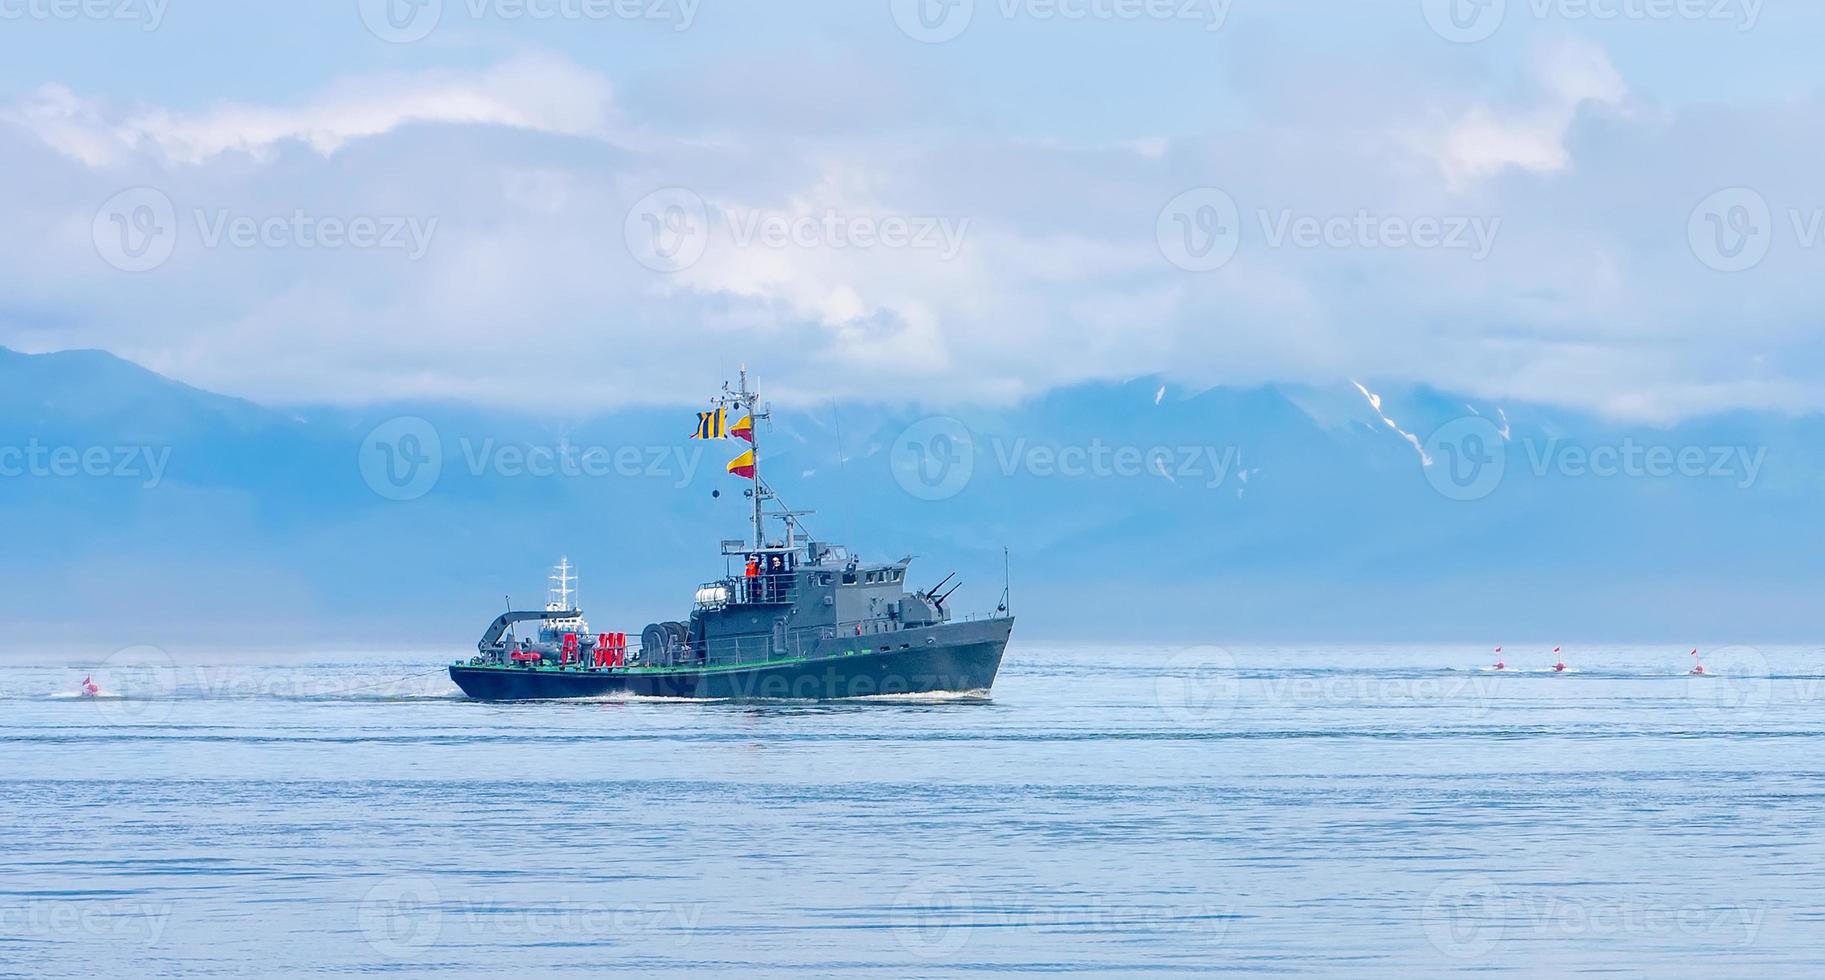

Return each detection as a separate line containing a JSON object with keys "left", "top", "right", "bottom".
{"left": 1689, "top": 649, "right": 1706, "bottom": 676}
{"left": 1552, "top": 648, "right": 1567, "bottom": 673}
{"left": 1491, "top": 646, "right": 1506, "bottom": 671}
{"left": 79, "top": 676, "right": 100, "bottom": 697}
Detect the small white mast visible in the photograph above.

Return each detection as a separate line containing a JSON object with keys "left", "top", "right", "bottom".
{"left": 547, "top": 556, "right": 577, "bottom": 612}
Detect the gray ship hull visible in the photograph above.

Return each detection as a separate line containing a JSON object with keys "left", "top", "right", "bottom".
{"left": 450, "top": 617, "right": 1012, "bottom": 701}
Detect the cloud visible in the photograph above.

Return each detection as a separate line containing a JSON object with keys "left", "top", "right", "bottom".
{"left": 1416, "top": 37, "right": 1630, "bottom": 185}
{"left": 0, "top": 33, "right": 1821, "bottom": 423}
{"left": 3, "top": 54, "right": 618, "bottom": 167}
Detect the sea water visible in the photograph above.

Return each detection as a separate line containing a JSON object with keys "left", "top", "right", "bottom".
{"left": 2, "top": 643, "right": 1822, "bottom": 976}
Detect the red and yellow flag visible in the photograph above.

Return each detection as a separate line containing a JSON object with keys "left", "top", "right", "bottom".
{"left": 729, "top": 414, "right": 754, "bottom": 443}
{"left": 726, "top": 449, "right": 756, "bottom": 479}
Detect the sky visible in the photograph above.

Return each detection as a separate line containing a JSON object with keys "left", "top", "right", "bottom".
{"left": 2, "top": 0, "right": 1823, "bottom": 421}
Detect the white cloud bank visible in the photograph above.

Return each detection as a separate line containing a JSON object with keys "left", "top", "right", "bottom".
{"left": 0, "top": 37, "right": 1818, "bottom": 422}
{"left": 1417, "top": 37, "right": 1630, "bottom": 184}
{"left": 3, "top": 54, "right": 619, "bottom": 167}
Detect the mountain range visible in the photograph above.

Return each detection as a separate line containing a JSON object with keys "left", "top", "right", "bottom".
{"left": 2, "top": 345, "right": 1820, "bottom": 653}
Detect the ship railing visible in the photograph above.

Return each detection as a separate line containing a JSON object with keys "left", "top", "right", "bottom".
{"left": 692, "top": 574, "right": 797, "bottom": 609}
{"left": 686, "top": 617, "right": 912, "bottom": 669}
{"left": 694, "top": 579, "right": 733, "bottom": 611}
{"left": 524, "top": 616, "right": 926, "bottom": 671}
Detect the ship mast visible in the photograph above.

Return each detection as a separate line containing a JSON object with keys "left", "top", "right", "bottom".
{"left": 547, "top": 556, "right": 576, "bottom": 611}
{"left": 718, "top": 366, "right": 768, "bottom": 550}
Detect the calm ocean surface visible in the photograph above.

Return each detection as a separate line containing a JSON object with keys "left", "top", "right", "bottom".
{"left": 3, "top": 643, "right": 1823, "bottom": 977}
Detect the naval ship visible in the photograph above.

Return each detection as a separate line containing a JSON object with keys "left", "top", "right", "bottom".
{"left": 448, "top": 369, "right": 1013, "bottom": 700}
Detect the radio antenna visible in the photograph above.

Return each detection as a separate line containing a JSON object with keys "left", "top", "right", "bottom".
{"left": 999, "top": 546, "right": 1010, "bottom": 615}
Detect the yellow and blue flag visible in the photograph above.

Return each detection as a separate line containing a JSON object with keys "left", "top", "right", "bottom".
{"left": 692, "top": 408, "right": 727, "bottom": 440}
